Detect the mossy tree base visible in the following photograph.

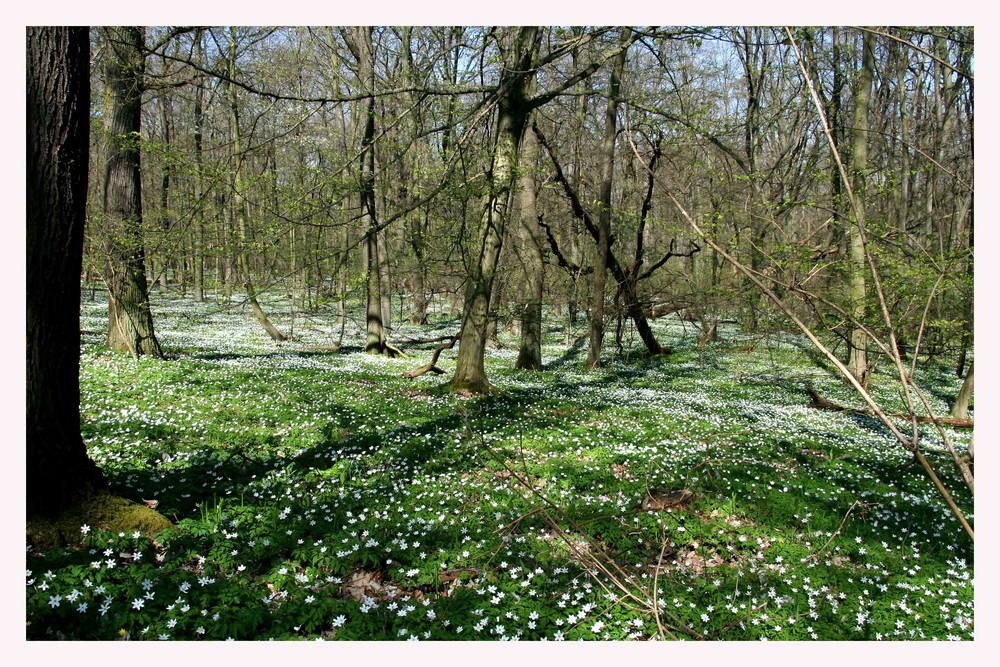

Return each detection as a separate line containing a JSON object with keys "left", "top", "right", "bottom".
{"left": 27, "top": 491, "right": 173, "bottom": 551}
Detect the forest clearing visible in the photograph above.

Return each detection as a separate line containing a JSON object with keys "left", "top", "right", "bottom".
{"left": 26, "top": 26, "right": 973, "bottom": 641}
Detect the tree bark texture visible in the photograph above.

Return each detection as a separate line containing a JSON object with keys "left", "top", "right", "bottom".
{"left": 515, "top": 125, "right": 545, "bottom": 371}
{"left": 587, "top": 32, "right": 628, "bottom": 369}
{"left": 343, "top": 26, "right": 395, "bottom": 355}
{"left": 451, "top": 27, "right": 540, "bottom": 393}
{"left": 101, "top": 26, "right": 163, "bottom": 358}
{"left": 847, "top": 30, "right": 874, "bottom": 384}
{"left": 27, "top": 26, "right": 108, "bottom": 517}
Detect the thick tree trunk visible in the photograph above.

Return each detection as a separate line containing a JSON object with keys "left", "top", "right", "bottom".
{"left": 27, "top": 26, "right": 108, "bottom": 517}
{"left": 101, "top": 26, "right": 163, "bottom": 358}
{"left": 364, "top": 229, "right": 390, "bottom": 353}
{"left": 515, "top": 125, "right": 545, "bottom": 371}
{"left": 451, "top": 27, "right": 539, "bottom": 393}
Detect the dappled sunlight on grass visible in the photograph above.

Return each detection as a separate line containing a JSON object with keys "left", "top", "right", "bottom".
{"left": 27, "top": 291, "right": 972, "bottom": 640}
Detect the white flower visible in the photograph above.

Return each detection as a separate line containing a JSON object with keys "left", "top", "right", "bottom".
{"left": 332, "top": 615, "right": 347, "bottom": 628}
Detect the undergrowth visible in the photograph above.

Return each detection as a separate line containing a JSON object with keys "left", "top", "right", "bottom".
{"left": 26, "top": 289, "right": 973, "bottom": 640}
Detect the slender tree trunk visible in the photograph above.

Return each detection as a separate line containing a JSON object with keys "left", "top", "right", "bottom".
{"left": 377, "top": 227, "right": 392, "bottom": 332}
{"left": 409, "top": 213, "right": 430, "bottom": 325}
{"left": 101, "top": 26, "right": 163, "bottom": 358}
{"left": 401, "top": 30, "right": 430, "bottom": 326}
{"left": 951, "top": 361, "right": 973, "bottom": 419}
{"left": 343, "top": 26, "right": 395, "bottom": 355}
{"left": 515, "top": 126, "right": 545, "bottom": 370}
{"left": 847, "top": 30, "right": 875, "bottom": 384}
{"left": 587, "top": 32, "right": 628, "bottom": 369}
{"left": 451, "top": 27, "right": 539, "bottom": 393}
{"left": 27, "top": 26, "right": 108, "bottom": 517}
{"left": 534, "top": 123, "right": 664, "bottom": 357}
{"left": 157, "top": 87, "right": 171, "bottom": 292}
{"left": 192, "top": 31, "right": 205, "bottom": 302}
{"left": 336, "top": 200, "right": 350, "bottom": 347}
{"left": 227, "top": 28, "right": 286, "bottom": 342}
{"left": 894, "top": 38, "right": 911, "bottom": 241}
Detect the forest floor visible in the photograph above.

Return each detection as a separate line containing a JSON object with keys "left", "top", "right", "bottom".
{"left": 26, "top": 289, "right": 973, "bottom": 641}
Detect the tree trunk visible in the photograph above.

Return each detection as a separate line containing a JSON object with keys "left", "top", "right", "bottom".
{"left": 534, "top": 123, "right": 665, "bottom": 358}
{"left": 400, "top": 30, "right": 430, "bottom": 326}
{"left": 409, "top": 214, "right": 430, "bottom": 325}
{"left": 27, "top": 26, "right": 108, "bottom": 517}
{"left": 451, "top": 27, "right": 539, "bottom": 393}
{"left": 101, "top": 26, "right": 163, "bottom": 358}
{"left": 951, "top": 361, "right": 973, "bottom": 419}
{"left": 515, "top": 126, "right": 545, "bottom": 371}
{"left": 157, "top": 85, "right": 172, "bottom": 292}
{"left": 847, "top": 30, "right": 875, "bottom": 385}
{"left": 343, "top": 26, "right": 395, "bottom": 356}
{"left": 377, "top": 227, "right": 393, "bottom": 332}
{"left": 192, "top": 30, "right": 206, "bottom": 302}
{"left": 227, "top": 28, "right": 286, "bottom": 342}
{"left": 587, "top": 32, "right": 628, "bottom": 369}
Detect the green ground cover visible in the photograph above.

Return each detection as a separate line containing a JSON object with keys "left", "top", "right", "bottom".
{"left": 26, "top": 291, "right": 973, "bottom": 640}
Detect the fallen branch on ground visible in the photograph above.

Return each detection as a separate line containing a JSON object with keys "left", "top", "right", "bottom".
{"left": 804, "top": 384, "right": 973, "bottom": 429}
{"left": 402, "top": 334, "right": 459, "bottom": 378}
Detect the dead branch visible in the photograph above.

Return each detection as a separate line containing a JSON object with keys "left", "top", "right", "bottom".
{"left": 804, "top": 384, "right": 974, "bottom": 429}
{"left": 397, "top": 333, "right": 459, "bottom": 346}
{"left": 401, "top": 334, "right": 459, "bottom": 378}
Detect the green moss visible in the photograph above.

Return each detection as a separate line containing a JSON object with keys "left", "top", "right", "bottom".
{"left": 26, "top": 491, "right": 173, "bottom": 550}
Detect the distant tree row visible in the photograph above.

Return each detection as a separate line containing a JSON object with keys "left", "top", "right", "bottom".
{"left": 79, "top": 26, "right": 972, "bottom": 394}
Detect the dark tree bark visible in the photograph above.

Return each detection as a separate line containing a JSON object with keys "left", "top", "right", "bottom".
{"left": 101, "top": 26, "right": 163, "bottom": 358}
{"left": 407, "top": 213, "right": 430, "bottom": 325}
{"left": 27, "top": 26, "right": 108, "bottom": 517}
